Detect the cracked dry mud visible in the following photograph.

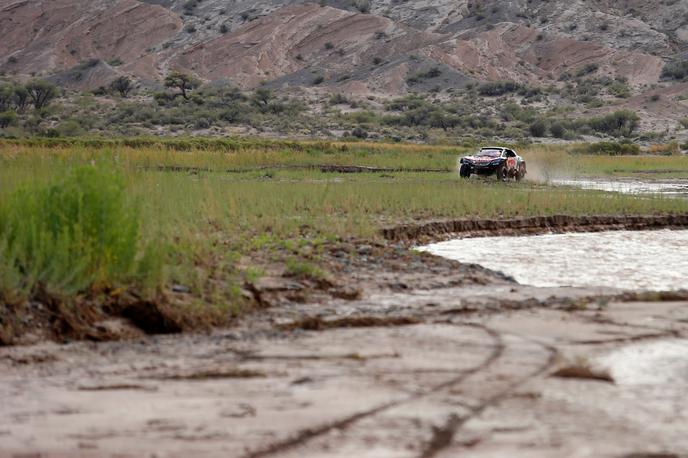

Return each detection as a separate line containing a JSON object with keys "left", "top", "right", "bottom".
{"left": 2, "top": 280, "right": 688, "bottom": 457}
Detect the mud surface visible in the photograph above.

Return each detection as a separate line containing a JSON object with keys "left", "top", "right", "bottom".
{"left": 4, "top": 221, "right": 688, "bottom": 456}
{"left": 2, "top": 286, "right": 688, "bottom": 457}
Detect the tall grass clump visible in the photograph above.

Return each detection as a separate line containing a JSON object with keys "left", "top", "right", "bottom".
{"left": 0, "top": 164, "right": 154, "bottom": 300}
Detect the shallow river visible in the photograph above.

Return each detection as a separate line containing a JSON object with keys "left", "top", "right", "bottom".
{"left": 420, "top": 230, "right": 688, "bottom": 291}
{"left": 551, "top": 178, "right": 688, "bottom": 198}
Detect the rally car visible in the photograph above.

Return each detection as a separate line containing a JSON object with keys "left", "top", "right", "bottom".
{"left": 458, "top": 146, "right": 527, "bottom": 181}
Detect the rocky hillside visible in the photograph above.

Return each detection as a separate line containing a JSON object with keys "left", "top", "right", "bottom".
{"left": 2, "top": 0, "right": 687, "bottom": 96}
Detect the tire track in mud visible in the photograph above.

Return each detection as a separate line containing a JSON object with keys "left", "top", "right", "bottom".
{"left": 572, "top": 314, "right": 686, "bottom": 345}
{"left": 241, "top": 323, "right": 506, "bottom": 458}
{"left": 418, "top": 334, "right": 559, "bottom": 458}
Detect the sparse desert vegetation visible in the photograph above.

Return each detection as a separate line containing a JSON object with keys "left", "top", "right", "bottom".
{"left": 1, "top": 72, "right": 685, "bottom": 146}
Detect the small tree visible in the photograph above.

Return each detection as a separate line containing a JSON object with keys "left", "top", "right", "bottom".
{"left": 110, "top": 76, "right": 133, "bottom": 98}
{"left": 529, "top": 119, "right": 547, "bottom": 137}
{"left": 588, "top": 110, "right": 640, "bottom": 138}
{"left": 550, "top": 122, "right": 566, "bottom": 138}
{"left": 25, "top": 80, "right": 59, "bottom": 110}
{"left": 12, "top": 85, "right": 29, "bottom": 112}
{"left": 0, "top": 111, "right": 17, "bottom": 128}
{"left": 0, "top": 85, "right": 12, "bottom": 112}
{"left": 251, "top": 87, "right": 274, "bottom": 109}
{"left": 164, "top": 71, "right": 199, "bottom": 100}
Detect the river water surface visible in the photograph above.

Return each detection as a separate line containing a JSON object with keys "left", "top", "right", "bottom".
{"left": 551, "top": 178, "right": 688, "bottom": 198}
{"left": 420, "top": 230, "right": 688, "bottom": 291}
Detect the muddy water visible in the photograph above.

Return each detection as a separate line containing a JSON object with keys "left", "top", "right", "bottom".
{"left": 600, "top": 339, "right": 688, "bottom": 385}
{"left": 420, "top": 230, "right": 688, "bottom": 291}
{"left": 551, "top": 178, "right": 688, "bottom": 198}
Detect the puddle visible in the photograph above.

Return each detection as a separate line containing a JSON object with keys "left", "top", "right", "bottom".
{"left": 600, "top": 340, "right": 688, "bottom": 385}
{"left": 419, "top": 230, "right": 688, "bottom": 291}
{"left": 551, "top": 178, "right": 688, "bottom": 198}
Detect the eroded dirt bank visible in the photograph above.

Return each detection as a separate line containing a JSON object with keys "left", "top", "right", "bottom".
{"left": 382, "top": 214, "right": 688, "bottom": 243}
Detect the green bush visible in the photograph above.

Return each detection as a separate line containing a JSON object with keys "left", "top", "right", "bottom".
{"left": 550, "top": 122, "right": 566, "bottom": 138}
{"left": 575, "top": 63, "right": 599, "bottom": 78}
{"left": 0, "top": 111, "right": 17, "bottom": 128}
{"left": 56, "top": 119, "right": 84, "bottom": 137}
{"left": 477, "top": 81, "right": 521, "bottom": 96}
{"left": 586, "top": 110, "right": 639, "bottom": 137}
{"left": 661, "top": 61, "right": 688, "bottom": 81}
{"left": 529, "top": 119, "right": 547, "bottom": 137}
{"left": 576, "top": 141, "right": 641, "bottom": 155}
{"left": 0, "top": 165, "right": 152, "bottom": 298}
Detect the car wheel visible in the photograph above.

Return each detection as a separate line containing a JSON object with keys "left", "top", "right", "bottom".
{"left": 495, "top": 164, "right": 507, "bottom": 181}
{"left": 515, "top": 164, "right": 526, "bottom": 181}
{"left": 459, "top": 164, "right": 471, "bottom": 178}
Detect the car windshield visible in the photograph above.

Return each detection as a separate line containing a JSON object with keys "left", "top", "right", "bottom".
{"left": 477, "top": 149, "right": 502, "bottom": 157}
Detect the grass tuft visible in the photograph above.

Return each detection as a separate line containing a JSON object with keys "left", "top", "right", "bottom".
{"left": 0, "top": 164, "right": 157, "bottom": 300}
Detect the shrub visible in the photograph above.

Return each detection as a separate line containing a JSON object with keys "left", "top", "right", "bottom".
{"left": 575, "top": 63, "right": 599, "bottom": 77}
{"left": 425, "top": 67, "right": 442, "bottom": 78}
{"left": 284, "top": 258, "right": 325, "bottom": 280}
{"left": 0, "top": 85, "right": 14, "bottom": 112}
{"left": 353, "top": 0, "right": 370, "bottom": 13}
{"left": 329, "top": 93, "right": 349, "bottom": 105}
{"left": 586, "top": 110, "right": 639, "bottom": 137}
{"left": 351, "top": 126, "right": 368, "bottom": 138}
{"left": 578, "top": 142, "right": 641, "bottom": 155}
{"left": 0, "top": 111, "right": 17, "bottom": 128}
{"left": 661, "top": 61, "right": 688, "bottom": 81}
{"left": 0, "top": 165, "right": 148, "bottom": 298}
{"left": 56, "top": 119, "right": 84, "bottom": 137}
{"left": 647, "top": 142, "right": 681, "bottom": 156}
{"left": 550, "top": 122, "right": 566, "bottom": 138}
{"left": 529, "top": 119, "right": 547, "bottom": 137}
{"left": 608, "top": 81, "right": 631, "bottom": 98}
{"left": 477, "top": 81, "right": 521, "bottom": 96}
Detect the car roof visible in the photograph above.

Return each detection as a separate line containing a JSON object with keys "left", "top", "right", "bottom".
{"left": 481, "top": 146, "right": 518, "bottom": 154}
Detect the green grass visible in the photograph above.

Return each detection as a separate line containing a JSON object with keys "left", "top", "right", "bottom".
{"left": 0, "top": 165, "right": 159, "bottom": 302}
{"left": 1, "top": 139, "right": 687, "bottom": 315}
{"left": 525, "top": 146, "right": 688, "bottom": 178}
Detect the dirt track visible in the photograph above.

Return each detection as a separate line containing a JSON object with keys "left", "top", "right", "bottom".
{"left": 2, "top": 278, "right": 688, "bottom": 457}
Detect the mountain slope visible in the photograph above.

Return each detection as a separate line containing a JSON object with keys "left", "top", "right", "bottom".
{"left": 1, "top": 0, "right": 686, "bottom": 95}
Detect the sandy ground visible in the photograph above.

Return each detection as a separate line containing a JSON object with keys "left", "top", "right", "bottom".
{"left": 2, "top": 279, "right": 688, "bottom": 458}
